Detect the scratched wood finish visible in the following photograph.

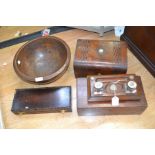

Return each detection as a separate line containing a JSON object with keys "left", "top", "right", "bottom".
{"left": 0, "top": 27, "right": 155, "bottom": 128}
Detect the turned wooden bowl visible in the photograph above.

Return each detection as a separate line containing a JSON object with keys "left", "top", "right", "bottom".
{"left": 13, "top": 36, "right": 71, "bottom": 84}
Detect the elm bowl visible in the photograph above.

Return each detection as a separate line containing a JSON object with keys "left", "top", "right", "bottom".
{"left": 13, "top": 36, "right": 71, "bottom": 84}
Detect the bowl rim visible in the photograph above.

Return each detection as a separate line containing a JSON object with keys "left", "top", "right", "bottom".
{"left": 13, "top": 36, "right": 71, "bottom": 83}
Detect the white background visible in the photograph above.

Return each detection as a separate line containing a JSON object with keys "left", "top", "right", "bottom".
{"left": 0, "top": 0, "right": 155, "bottom": 25}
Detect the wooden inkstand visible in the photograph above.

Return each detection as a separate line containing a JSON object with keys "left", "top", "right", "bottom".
{"left": 77, "top": 74, "right": 147, "bottom": 116}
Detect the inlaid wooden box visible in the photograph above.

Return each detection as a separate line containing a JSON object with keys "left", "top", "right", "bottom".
{"left": 74, "top": 39, "right": 127, "bottom": 78}
{"left": 77, "top": 74, "right": 147, "bottom": 116}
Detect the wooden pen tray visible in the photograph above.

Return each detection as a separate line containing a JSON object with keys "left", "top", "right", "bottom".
{"left": 11, "top": 86, "right": 72, "bottom": 114}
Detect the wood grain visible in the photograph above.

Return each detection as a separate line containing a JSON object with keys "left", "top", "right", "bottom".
{"left": 0, "top": 26, "right": 155, "bottom": 128}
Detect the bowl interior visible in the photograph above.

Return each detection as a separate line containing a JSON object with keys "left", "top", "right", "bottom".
{"left": 15, "top": 37, "right": 68, "bottom": 78}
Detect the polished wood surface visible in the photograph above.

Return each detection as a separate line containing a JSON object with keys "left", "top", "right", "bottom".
{"left": 0, "top": 27, "right": 155, "bottom": 128}
{"left": 74, "top": 40, "right": 127, "bottom": 78}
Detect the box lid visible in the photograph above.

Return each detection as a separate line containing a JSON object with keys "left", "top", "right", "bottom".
{"left": 74, "top": 39, "right": 127, "bottom": 67}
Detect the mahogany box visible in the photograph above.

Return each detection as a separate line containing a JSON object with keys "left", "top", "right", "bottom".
{"left": 74, "top": 39, "right": 127, "bottom": 78}
{"left": 76, "top": 74, "right": 147, "bottom": 116}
